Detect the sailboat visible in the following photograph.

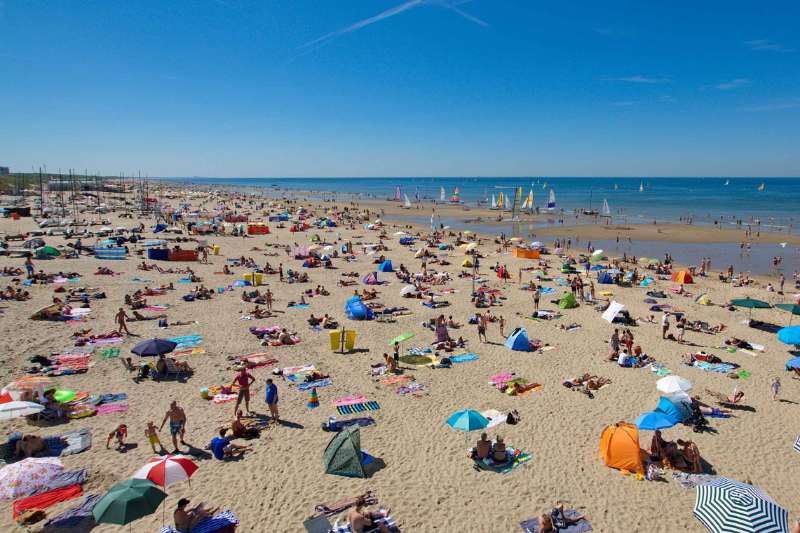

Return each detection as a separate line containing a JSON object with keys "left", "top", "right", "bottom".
{"left": 449, "top": 187, "right": 462, "bottom": 204}
{"left": 440, "top": 186, "right": 446, "bottom": 202}
{"left": 521, "top": 188, "right": 534, "bottom": 211}
{"left": 602, "top": 198, "right": 611, "bottom": 217}
{"left": 758, "top": 181, "right": 765, "bottom": 192}
{"left": 614, "top": 183, "right": 619, "bottom": 191}
{"left": 496, "top": 191, "right": 504, "bottom": 210}
{"left": 582, "top": 189, "right": 598, "bottom": 216}
{"left": 490, "top": 194, "right": 498, "bottom": 210}
{"left": 639, "top": 181, "right": 644, "bottom": 193}
{"left": 504, "top": 195, "right": 511, "bottom": 210}
{"left": 403, "top": 194, "right": 412, "bottom": 209}
{"left": 546, "top": 189, "right": 556, "bottom": 210}
{"left": 389, "top": 185, "right": 401, "bottom": 202}
{"left": 724, "top": 179, "right": 730, "bottom": 186}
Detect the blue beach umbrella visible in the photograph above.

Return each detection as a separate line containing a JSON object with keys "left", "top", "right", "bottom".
{"left": 777, "top": 326, "right": 800, "bottom": 346}
{"left": 786, "top": 357, "right": 800, "bottom": 370}
{"left": 446, "top": 410, "right": 489, "bottom": 432}
{"left": 131, "top": 338, "right": 177, "bottom": 357}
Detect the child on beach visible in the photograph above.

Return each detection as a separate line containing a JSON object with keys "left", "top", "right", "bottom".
{"left": 771, "top": 377, "right": 781, "bottom": 400}
{"left": 106, "top": 424, "right": 128, "bottom": 451}
{"left": 145, "top": 421, "right": 165, "bottom": 454}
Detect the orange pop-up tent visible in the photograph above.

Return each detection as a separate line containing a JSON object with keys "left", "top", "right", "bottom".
{"left": 599, "top": 422, "right": 645, "bottom": 475}
{"left": 671, "top": 270, "right": 693, "bottom": 284}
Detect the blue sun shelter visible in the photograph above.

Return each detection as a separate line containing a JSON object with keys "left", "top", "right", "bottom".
{"left": 504, "top": 327, "right": 532, "bottom": 352}
{"left": 378, "top": 259, "right": 394, "bottom": 272}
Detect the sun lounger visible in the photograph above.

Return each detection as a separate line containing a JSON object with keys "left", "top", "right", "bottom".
{"left": 519, "top": 510, "right": 592, "bottom": 532}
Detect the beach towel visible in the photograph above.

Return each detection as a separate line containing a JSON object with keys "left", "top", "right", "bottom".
{"left": 143, "top": 305, "right": 170, "bottom": 312}
{"left": 12, "top": 484, "right": 83, "bottom": 518}
{"left": 100, "top": 347, "right": 120, "bottom": 359}
{"left": 168, "top": 335, "right": 203, "bottom": 349}
{"left": 693, "top": 361, "right": 737, "bottom": 374}
{"left": 172, "top": 347, "right": 207, "bottom": 357}
{"left": 474, "top": 447, "right": 531, "bottom": 474}
{"left": 328, "top": 512, "right": 398, "bottom": 533}
{"left": 450, "top": 353, "right": 479, "bottom": 363}
{"left": 671, "top": 472, "right": 719, "bottom": 490}
{"left": 159, "top": 510, "right": 239, "bottom": 533}
{"left": 284, "top": 364, "right": 315, "bottom": 376}
{"left": 520, "top": 510, "right": 592, "bottom": 533}
{"left": 489, "top": 373, "right": 514, "bottom": 385}
{"left": 28, "top": 469, "right": 88, "bottom": 496}
{"left": 323, "top": 417, "right": 376, "bottom": 432}
{"left": 212, "top": 393, "right": 238, "bottom": 404}
{"left": 132, "top": 277, "right": 153, "bottom": 283}
{"left": 239, "top": 354, "right": 277, "bottom": 368}
{"left": 539, "top": 287, "right": 555, "bottom": 294}
{"left": 99, "top": 393, "right": 128, "bottom": 404}
{"left": 333, "top": 395, "right": 367, "bottom": 406}
{"left": 380, "top": 375, "right": 412, "bottom": 386}
{"left": 336, "top": 402, "right": 380, "bottom": 415}
{"left": 42, "top": 428, "right": 92, "bottom": 457}
{"left": 481, "top": 409, "right": 506, "bottom": 428}
{"left": 288, "top": 303, "right": 310, "bottom": 309}
{"left": 88, "top": 337, "right": 123, "bottom": 345}
{"left": 298, "top": 378, "right": 333, "bottom": 391}
{"left": 43, "top": 494, "right": 101, "bottom": 529}
{"left": 397, "top": 383, "right": 425, "bottom": 395}
{"left": 95, "top": 403, "right": 128, "bottom": 415}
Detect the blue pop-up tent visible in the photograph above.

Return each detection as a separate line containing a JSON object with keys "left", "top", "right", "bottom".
{"left": 504, "top": 328, "right": 532, "bottom": 352}
{"left": 598, "top": 272, "right": 614, "bottom": 284}
{"left": 345, "top": 296, "right": 374, "bottom": 320}
{"left": 378, "top": 260, "right": 394, "bottom": 272}
{"left": 635, "top": 396, "right": 691, "bottom": 430}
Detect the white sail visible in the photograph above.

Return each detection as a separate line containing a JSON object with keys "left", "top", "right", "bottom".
{"left": 440, "top": 186, "right": 446, "bottom": 202}
{"left": 491, "top": 194, "right": 497, "bottom": 209}
{"left": 614, "top": 183, "right": 618, "bottom": 190}
{"left": 724, "top": 179, "right": 730, "bottom": 186}
{"left": 602, "top": 198, "right": 611, "bottom": 216}
{"left": 547, "top": 189, "right": 556, "bottom": 209}
{"left": 403, "top": 194, "right": 411, "bottom": 208}
{"left": 504, "top": 195, "right": 511, "bottom": 209}
{"left": 639, "top": 181, "right": 644, "bottom": 193}
{"left": 521, "top": 189, "right": 534, "bottom": 210}
{"left": 758, "top": 182, "right": 765, "bottom": 191}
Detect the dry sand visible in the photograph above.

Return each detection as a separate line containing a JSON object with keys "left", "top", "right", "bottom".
{"left": 0, "top": 191, "right": 798, "bottom": 533}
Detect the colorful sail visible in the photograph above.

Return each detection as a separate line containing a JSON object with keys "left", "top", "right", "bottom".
{"left": 521, "top": 189, "right": 534, "bottom": 210}
{"left": 394, "top": 186, "right": 401, "bottom": 201}
{"left": 491, "top": 194, "right": 497, "bottom": 209}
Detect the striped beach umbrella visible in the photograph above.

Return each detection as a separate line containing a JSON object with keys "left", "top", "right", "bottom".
{"left": 694, "top": 477, "right": 788, "bottom": 533}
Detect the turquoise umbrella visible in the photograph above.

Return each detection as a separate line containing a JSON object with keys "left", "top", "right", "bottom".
{"left": 730, "top": 298, "right": 771, "bottom": 320}
{"left": 446, "top": 410, "right": 489, "bottom": 432}
{"left": 776, "top": 303, "right": 800, "bottom": 325}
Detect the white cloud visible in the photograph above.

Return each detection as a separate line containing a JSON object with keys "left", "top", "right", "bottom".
{"left": 745, "top": 39, "right": 795, "bottom": 52}
{"left": 715, "top": 78, "right": 751, "bottom": 90}
{"left": 608, "top": 75, "right": 671, "bottom": 84}
{"left": 740, "top": 98, "right": 800, "bottom": 112}
{"left": 611, "top": 101, "right": 637, "bottom": 107}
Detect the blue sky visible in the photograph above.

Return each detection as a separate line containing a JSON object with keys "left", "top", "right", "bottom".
{"left": 1, "top": 0, "right": 799, "bottom": 177}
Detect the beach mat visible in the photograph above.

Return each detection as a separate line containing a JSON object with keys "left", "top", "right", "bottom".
{"left": 474, "top": 448, "right": 531, "bottom": 474}
{"left": 160, "top": 510, "right": 239, "bottom": 533}
{"left": 298, "top": 378, "right": 333, "bottom": 391}
{"left": 336, "top": 402, "right": 380, "bottom": 416}
{"left": 520, "top": 510, "right": 591, "bottom": 533}
{"left": 449, "top": 353, "right": 479, "bottom": 363}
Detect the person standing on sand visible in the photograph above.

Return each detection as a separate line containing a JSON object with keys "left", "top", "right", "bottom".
{"left": 533, "top": 287, "right": 540, "bottom": 311}
{"left": 265, "top": 378, "right": 279, "bottom": 421}
{"left": 498, "top": 315, "right": 506, "bottom": 338}
{"left": 779, "top": 273, "right": 785, "bottom": 294}
{"left": 145, "top": 421, "right": 165, "bottom": 454}
{"left": 160, "top": 401, "right": 188, "bottom": 453}
{"left": 231, "top": 367, "right": 256, "bottom": 415}
{"left": 25, "top": 256, "right": 34, "bottom": 278}
{"left": 771, "top": 377, "right": 781, "bottom": 401}
{"left": 265, "top": 288, "right": 273, "bottom": 311}
{"left": 477, "top": 313, "right": 488, "bottom": 343}
{"left": 661, "top": 312, "right": 670, "bottom": 339}
{"left": 278, "top": 263, "right": 284, "bottom": 282}
{"left": 115, "top": 307, "right": 131, "bottom": 335}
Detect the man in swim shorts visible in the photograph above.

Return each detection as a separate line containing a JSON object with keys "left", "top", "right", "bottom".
{"left": 231, "top": 367, "right": 255, "bottom": 415}
{"left": 160, "top": 400, "right": 187, "bottom": 453}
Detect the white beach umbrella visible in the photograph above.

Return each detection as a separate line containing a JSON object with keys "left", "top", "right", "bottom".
{"left": 656, "top": 376, "right": 693, "bottom": 395}
{"left": 399, "top": 285, "right": 418, "bottom": 296}
{"left": 0, "top": 401, "right": 44, "bottom": 420}
{"left": 462, "top": 242, "right": 478, "bottom": 253}
{"left": 591, "top": 249, "right": 604, "bottom": 256}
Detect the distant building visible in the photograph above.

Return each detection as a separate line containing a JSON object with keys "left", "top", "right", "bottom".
{"left": 0, "top": 167, "right": 9, "bottom": 176}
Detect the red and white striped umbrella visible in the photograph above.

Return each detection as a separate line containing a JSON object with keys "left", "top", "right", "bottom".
{"left": 132, "top": 455, "right": 198, "bottom": 488}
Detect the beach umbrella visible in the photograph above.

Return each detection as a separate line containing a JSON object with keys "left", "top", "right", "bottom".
{"left": 399, "top": 285, "right": 418, "bottom": 296}
{"left": 591, "top": 249, "right": 604, "bottom": 256}
{"left": 0, "top": 458, "right": 63, "bottom": 500}
{"left": 132, "top": 455, "right": 198, "bottom": 488}
{"left": 634, "top": 411, "right": 676, "bottom": 431}
{"left": 777, "top": 326, "right": 800, "bottom": 346}
{"left": 389, "top": 332, "right": 415, "bottom": 346}
{"left": 463, "top": 230, "right": 473, "bottom": 235}
{"left": 730, "top": 298, "right": 771, "bottom": 320}
{"left": 446, "top": 410, "right": 489, "bottom": 432}
{"left": 93, "top": 478, "right": 166, "bottom": 527}
{"left": 785, "top": 356, "right": 800, "bottom": 370}
{"left": 693, "top": 477, "right": 788, "bottom": 533}
{"left": 656, "top": 375, "right": 693, "bottom": 395}
{"left": 131, "top": 338, "right": 177, "bottom": 357}
{"left": 393, "top": 231, "right": 407, "bottom": 236}
{"left": 0, "top": 401, "right": 44, "bottom": 420}
{"left": 776, "top": 303, "right": 800, "bottom": 325}
{"left": 462, "top": 242, "right": 478, "bottom": 253}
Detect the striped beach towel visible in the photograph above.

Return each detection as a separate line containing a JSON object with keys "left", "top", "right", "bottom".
{"left": 794, "top": 435, "right": 800, "bottom": 454}
{"left": 160, "top": 510, "right": 238, "bottom": 533}
{"left": 298, "top": 379, "right": 332, "bottom": 391}
{"left": 328, "top": 512, "right": 398, "bottom": 533}
{"left": 336, "top": 402, "right": 380, "bottom": 416}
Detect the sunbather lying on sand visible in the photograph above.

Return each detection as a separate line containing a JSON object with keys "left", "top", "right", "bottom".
{"left": 347, "top": 504, "right": 392, "bottom": 533}
{"left": 174, "top": 498, "right": 219, "bottom": 532}
{"left": 15, "top": 434, "right": 46, "bottom": 458}
{"left": 704, "top": 388, "right": 745, "bottom": 405}
{"left": 539, "top": 505, "right": 586, "bottom": 533}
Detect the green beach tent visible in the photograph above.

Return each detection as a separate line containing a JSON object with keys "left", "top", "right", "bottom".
{"left": 35, "top": 246, "right": 61, "bottom": 259}
{"left": 559, "top": 292, "right": 578, "bottom": 309}
{"left": 323, "top": 426, "right": 368, "bottom": 478}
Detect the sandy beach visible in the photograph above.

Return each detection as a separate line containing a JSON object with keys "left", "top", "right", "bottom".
{"left": 0, "top": 187, "right": 798, "bottom": 533}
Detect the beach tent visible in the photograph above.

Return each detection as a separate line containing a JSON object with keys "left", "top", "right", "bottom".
{"left": 152, "top": 223, "right": 167, "bottom": 233}
{"left": 362, "top": 272, "right": 379, "bottom": 285}
{"left": 504, "top": 328, "right": 532, "bottom": 352}
{"left": 671, "top": 271, "right": 694, "bottom": 284}
{"left": 597, "top": 272, "right": 614, "bottom": 284}
{"left": 635, "top": 396, "right": 690, "bottom": 430}
{"left": 377, "top": 260, "right": 394, "bottom": 272}
{"left": 461, "top": 258, "right": 473, "bottom": 268}
{"left": 34, "top": 246, "right": 61, "bottom": 259}
{"left": 399, "top": 237, "right": 415, "bottom": 245}
{"left": 345, "top": 297, "right": 374, "bottom": 321}
{"left": 558, "top": 292, "right": 578, "bottom": 309}
{"left": 694, "top": 293, "right": 712, "bottom": 306}
{"left": 599, "top": 422, "right": 644, "bottom": 474}
{"left": 323, "top": 427, "right": 369, "bottom": 478}
{"left": 601, "top": 301, "right": 625, "bottom": 323}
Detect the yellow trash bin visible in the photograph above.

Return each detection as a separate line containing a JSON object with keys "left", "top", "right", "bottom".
{"left": 243, "top": 273, "right": 263, "bottom": 286}
{"left": 212, "top": 245, "right": 220, "bottom": 255}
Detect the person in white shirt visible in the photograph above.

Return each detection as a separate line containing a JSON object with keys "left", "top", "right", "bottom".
{"left": 661, "top": 312, "right": 670, "bottom": 339}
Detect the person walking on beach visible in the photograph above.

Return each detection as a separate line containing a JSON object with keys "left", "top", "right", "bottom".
{"left": 610, "top": 329, "right": 620, "bottom": 357}
{"left": 771, "top": 377, "right": 781, "bottom": 401}
{"left": 231, "top": 367, "right": 256, "bottom": 415}
{"left": 779, "top": 273, "right": 785, "bottom": 294}
{"left": 533, "top": 287, "right": 540, "bottom": 311}
{"left": 278, "top": 263, "right": 284, "bottom": 282}
{"left": 145, "top": 421, "right": 165, "bottom": 454}
{"left": 498, "top": 315, "right": 506, "bottom": 338}
{"left": 115, "top": 307, "right": 131, "bottom": 335}
{"left": 265, "top": 378, "right": 279, "bottom": 421}
{"left": 160, "top": 401, "right": 188, "bottom": 453}
{"left": 265, "top": 288, "right": 273, "bottom": 311}
{"left": 677, "top": 317, "right": 687, "bottom": 344}
{"left": 24, "top": 256, "right": 34, "bottom": 279}
{"left": 661, "top": 312, "right": 670, "bottom": 339}
{"left": 477, "top": 313, "right": 488, "bottom": 343}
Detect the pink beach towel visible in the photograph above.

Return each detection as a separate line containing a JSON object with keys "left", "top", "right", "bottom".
{"left": 96, "top": 403, "right": 128, "bottom": 415}
{"left": 489, "top": 373, "right": 514, "bottom": 385}
{"left": 334, "top": 395, "right": 368, "bottom": 407}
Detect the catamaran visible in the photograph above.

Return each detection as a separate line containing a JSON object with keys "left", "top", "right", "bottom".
{"left": 639, "top": 181, "right": 644, "bottom": 193}
{"left": 758, "top": 181, "right": 765, "bottom": 191}
{"left": 521, "top": 188, "right": 534, "bottom": 212}
{"left": 449, "top": 187, "right": 462, "bottom": 204}
{"left": 439, "top": 186, "right": 446, "bottom": 202}
{"left": 490, "top": 194, "right": 498, "bottom": 210}
{"left": 403, "top": 194, "right": 412, "bottom": 209}
{"left": 546, "top": 189, "right": 556, "bottom": 211}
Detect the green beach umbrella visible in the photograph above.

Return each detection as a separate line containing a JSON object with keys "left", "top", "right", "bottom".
{"left": 776, "top": 303, "right": 800, "bottom": 325}
{"left": 93, "top": 478, "right": 166, "bottom": 527}
{"left": 389, "top": 332, "right": 415, "bottom": 346}
{"left": 730, "top": 298, "right": 771, "bottom": 320}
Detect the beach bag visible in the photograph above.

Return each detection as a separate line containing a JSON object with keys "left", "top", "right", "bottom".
{"left": 158, "top": 318, "right": 168, "bottom": 328}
